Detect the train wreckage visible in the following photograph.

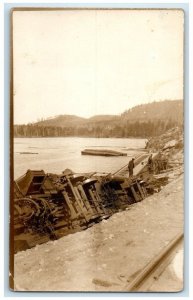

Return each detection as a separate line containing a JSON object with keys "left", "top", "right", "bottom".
{"left": 13, "top": 153, "right": 169, "bottom": 253}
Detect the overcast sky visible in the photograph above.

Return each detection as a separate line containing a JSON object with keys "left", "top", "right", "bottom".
{"left": 13, "top": 9, "right": 184, "bottom": 124}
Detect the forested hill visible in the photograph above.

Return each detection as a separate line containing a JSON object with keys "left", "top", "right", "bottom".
{"left": 14, "top": 100, "right": 183, "bottom": 138}
{"left": 121, "top": 100, "right": 183, "bottom": 123}
{"left": 34, "top": 114, "right": 118, "bottom": 127}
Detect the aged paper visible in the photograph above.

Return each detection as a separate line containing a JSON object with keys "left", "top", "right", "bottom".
{"left": 11, "top": 9, "right": 184, "bottom": 292}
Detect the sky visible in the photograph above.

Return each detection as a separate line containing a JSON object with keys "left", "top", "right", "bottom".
{"left": 13, "top": 9, "right": 184, "bottom": 124}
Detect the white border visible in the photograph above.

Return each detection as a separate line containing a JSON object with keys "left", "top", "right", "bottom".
{"left": 0, "top": 0, "right": 5, "bottom": 298}
{"left": 1, "top": 1, "right": 192, "bottom": 299}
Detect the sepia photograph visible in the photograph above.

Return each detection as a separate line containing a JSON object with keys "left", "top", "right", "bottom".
{"left": 11, "top": 8, "right": 184, "bottom": 292}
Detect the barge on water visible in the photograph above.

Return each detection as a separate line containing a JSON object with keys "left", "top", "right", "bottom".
{"left": 81, "top": 149, "right": 127, "bottom": 156}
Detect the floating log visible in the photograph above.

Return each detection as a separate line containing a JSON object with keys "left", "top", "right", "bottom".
{"left": 81, "top": 149, "right": 127, "bottom": 157}
{"left": 18, "top": 152, "right": 39, "bottom": 155}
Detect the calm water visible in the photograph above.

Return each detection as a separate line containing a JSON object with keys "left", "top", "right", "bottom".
{"left": 14, "top": 137, "right": 146, "bottom": 179}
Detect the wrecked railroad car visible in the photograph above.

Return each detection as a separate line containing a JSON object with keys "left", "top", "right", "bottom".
{"left": 13, "top": 168, "right": 151, "bottom": 253}
{"left": 13, "top": 153, "right": 169, "bottom": 253}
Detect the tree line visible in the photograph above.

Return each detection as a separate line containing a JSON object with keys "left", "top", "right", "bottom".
{"left": 14, "top": 119, "right": 179, "bottom": 138}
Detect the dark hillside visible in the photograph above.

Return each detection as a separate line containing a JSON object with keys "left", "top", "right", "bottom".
{"left": 121, "top": 100, "right": 183, "bottom": 123}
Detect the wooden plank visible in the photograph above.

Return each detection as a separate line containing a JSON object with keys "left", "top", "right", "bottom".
{"left": 62, "top": 191, "right": 78, "bottom": 219}
{"left": 77, "top": 185, "right": 94, "bottom": 214}
{"left": 136, "top": 181, "right": 145, "bottom": 199}
{"left": 130, "top": 185, "right": 140, "bottom": 202}
{"left": 66, "top": 177, "right": 90, "bottom": 222}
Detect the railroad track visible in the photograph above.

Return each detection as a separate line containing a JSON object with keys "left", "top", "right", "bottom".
{"left": 125, "top": 232, "right": 183, "bottom": 292}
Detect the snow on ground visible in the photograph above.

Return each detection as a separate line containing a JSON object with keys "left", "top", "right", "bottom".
{"left": 14, "top": 172, "right": 184, "bottom": 292}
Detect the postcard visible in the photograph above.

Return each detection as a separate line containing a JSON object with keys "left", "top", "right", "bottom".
{"left": 10, "top": 8, "right": 184, "bottom": 292}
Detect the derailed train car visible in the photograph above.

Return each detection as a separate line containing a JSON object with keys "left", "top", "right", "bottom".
{"left": 13, "top": 168, "right": 151, "bottom": 253}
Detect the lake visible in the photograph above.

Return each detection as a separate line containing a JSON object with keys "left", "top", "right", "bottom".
{"left": 14, "top": 137, "right": 146, "bottom": 179}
